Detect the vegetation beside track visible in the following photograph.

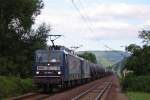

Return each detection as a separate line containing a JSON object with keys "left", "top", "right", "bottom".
{"left": 121, "top": 30, "right": 150, "bottom": 100}
{"left": 0, "top": 0, "right": 50, "bottom": 78}
{"left": 126, "top": 92, "right": 150, "bottom": 100}
{"left": 0, "top": 76, "right": 33, "bottom": 99}
{"left": 121, "top": 74, "right": 150, "bottom": 92}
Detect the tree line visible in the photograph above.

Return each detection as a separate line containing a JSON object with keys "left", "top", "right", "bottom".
{"left": 125, "top": 30, "right": 150, "bottom": 75}
{"left": 78, "top": 52, "right": 97, "bottom": 63}
{"left": 122, "top": 30, "right": 150, "bottom": 92}
{"left": 0, "top": 0, "right": 50, "bottom": 78}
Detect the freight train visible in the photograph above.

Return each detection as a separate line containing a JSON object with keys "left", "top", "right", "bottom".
{"left": 33, "top": 45, "right": 112, "bottom": 91}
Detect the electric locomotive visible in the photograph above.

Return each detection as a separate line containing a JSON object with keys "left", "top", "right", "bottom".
{"left": 33, "top": 35, "right": 111, "bottom": 91}
{"left": 33, "top": 45, "right": 91, "bottom": 89}
{"left": 34, "top": 46, "right": 68, "bottom": 88}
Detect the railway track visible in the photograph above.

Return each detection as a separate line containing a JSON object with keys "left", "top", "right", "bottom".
{"left": 72, "top": 79, "right": 112, "bottom": 100}
{"left": 10, "top": 92, "right": 50, "bottom": 100}
{"left": 10, "top": 76, "right": 113, "bottom": 100}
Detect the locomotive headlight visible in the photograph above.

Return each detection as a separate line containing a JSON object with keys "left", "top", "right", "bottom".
{"left": 36, "top": 71, "right": 39, "bottom": 74}
{"left": 58, "top": 71, "right": 61, "bottom": 75}
{"left": 51, "top": 59, "right": 56, "bottom": 62}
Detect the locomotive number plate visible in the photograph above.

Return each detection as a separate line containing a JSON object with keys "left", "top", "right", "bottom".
{"left": 37, "top": 66, "right": 60, "bottom": 70}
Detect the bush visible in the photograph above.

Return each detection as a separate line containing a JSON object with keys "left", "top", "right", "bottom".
{"left": 121, "top": 74, "right": 150, "bottom": 92}
{"left": 0, "top": 76, "right": 33, "bottom": 98}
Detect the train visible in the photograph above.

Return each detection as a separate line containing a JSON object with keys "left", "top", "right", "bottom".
{"left": 33, "top": 45, "right": 112, "bottom": 91}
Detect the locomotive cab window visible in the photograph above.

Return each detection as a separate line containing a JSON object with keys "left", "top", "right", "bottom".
{"left": 50, "top": 50, "right": 61, "bottom": 63}
{"left": 35, "top": 50, "right": 61, "bottom": 63}
{"left": 35, "top": 50, "right": 48, "bottom": 63}
{"left": 35, "top": 49, "right": 62, "bottom": 72}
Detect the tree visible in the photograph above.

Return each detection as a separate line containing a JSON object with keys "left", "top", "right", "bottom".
{"left": 139, "top": 30, "right": 150, "bottom": 45}
{"left": 0, "top": 0, "right": 44, "bottom": 53}
{"left": 125, "top": 31, "right": 150, "bottom": 75}
{"left": 0, "top": 0, "right": 50, "bottom": 78}
{"left": 15, "top": 23, "right": 50, "bottom": 77}
{"left": 125, "top": 46, "right": 150, "bottom": 75}
{"left": 78, "top": 52, "right": 97, "bottom": 63}
{"left": 125, "top": 44, "right": 141, "bottom": 54}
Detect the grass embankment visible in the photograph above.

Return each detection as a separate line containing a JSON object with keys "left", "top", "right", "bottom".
{"left": 121, "top": 74, "right": 150, "bottom": 100}
{"left": 126, "top": 92, "right": 150, "bottom": 100}
{"left": 121, "top": 75, "right": 150, "bottom": 92}
{"left": 0, "top": 76, "right": 33, "bottom": 99}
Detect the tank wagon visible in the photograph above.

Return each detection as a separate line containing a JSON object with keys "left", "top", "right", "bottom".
{"left": 33, "top": 45, "right": 112, "bottom": 91}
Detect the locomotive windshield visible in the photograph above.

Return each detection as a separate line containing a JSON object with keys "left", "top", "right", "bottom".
{"left": 35, "top": 49, "right": 61, "bottom": 63}
{"left": 35, "top": 50, "right": 49, "bottom": 63}
{"left": 50, "top": 50, "right": 61, "bottom": 62}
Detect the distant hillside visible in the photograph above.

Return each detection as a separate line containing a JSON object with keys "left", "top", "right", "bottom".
{"left": 77, "top": 51, "right": 129, "bottom": 67}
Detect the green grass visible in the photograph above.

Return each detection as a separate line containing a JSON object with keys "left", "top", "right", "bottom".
{"left": 0, "top": 76, "right": 33, "bottom": 99}
{"left": 126, "top": 92, "right": 150, "bottom": 100}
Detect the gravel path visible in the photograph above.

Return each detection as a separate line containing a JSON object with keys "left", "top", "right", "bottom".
{"left": 104, "top": 75, "right": 129, "bottom": 100}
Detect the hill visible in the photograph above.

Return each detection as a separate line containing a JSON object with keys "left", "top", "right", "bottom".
{"left": 77, "top": 51, "right": 129, "bottom": 67}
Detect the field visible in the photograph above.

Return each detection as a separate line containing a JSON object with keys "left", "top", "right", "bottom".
{"left": 126, "top": 92, "right": 150, "bottom": 100}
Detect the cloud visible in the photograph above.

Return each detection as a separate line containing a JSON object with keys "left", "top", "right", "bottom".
{"left": 86, "top": 3, "right": 150, "bottom": 20}
{"left": 34, "top": 2, "right": 150, "bottom": 50}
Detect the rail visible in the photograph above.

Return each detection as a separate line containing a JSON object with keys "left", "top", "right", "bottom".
{"left": 72, "top": 80, "right": 112, "bottom": 100}
{"left": 9, "top": 92, "right": 50, "bottom": 100}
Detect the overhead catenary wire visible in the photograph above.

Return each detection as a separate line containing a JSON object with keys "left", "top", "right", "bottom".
{"left": 78, "top": 0, "right": 96, "bottom": 30}
{"left": 47, "top": 33, "right": 82, "bottom": 50}
{"left": 61, "top": 36, "right": 75, "bottom": 46}
{"left": 61, "top": 36, "right": 82, "bottom": 49}
{"left": 71, "top": 0, "right": 94, "bottom": 33}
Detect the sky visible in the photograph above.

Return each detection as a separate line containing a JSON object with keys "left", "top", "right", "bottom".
{"left": 35, "top": 0, "right": 150, "bottom": 51}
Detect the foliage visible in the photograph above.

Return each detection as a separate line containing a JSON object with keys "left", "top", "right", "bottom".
{"left": 126, "top": 92, "right": 150, "bottom": 100}
{"left": 122, "top": 30, "right": 150, "bottom": 93}
{"left": 121, "top": 74, "right": 150, "bottom": 92}
{"left": 139, "top": 30, "right": 150, "bottom": 45}
{"left": 0, "top": 76, "right": 33, "bottom": 98}
{"left": 124, "top": 30, "right": 150, "bottom": 75}
{"left": 0, "top": 0, "right": 50, "bottom": 78}
{"left": 125, "top": 44, "right": 141, "bottom": 54}
{"left": 125, "top": 45, "right": 150, "bottom": 75}
{"left": 78, "top": 52, "right": 97, "bottom": 63}
{"left": 0, "top": 0, "right": 43, "bottom": 32}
